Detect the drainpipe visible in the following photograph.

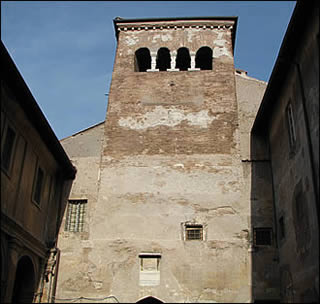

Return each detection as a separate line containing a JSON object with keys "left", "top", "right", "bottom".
{"left": 37, "top": 259, "right": 47, "bottom": 303}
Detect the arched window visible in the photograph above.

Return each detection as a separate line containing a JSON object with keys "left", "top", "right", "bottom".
{"left": 156, "top": 48, "right": 171, "bottom": 71}
{"left": 195, "top": 47, "right": 213, "bottom": 70}
{"left": 134, "top": 48, "right": 151, "bottom": 72}
{"left": 175, "top": 47, "right": 191, "bottom": 71}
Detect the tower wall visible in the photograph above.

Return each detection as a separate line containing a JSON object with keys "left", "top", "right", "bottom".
{"left": 96, "top": 19, "right": 250, "bottom": 302}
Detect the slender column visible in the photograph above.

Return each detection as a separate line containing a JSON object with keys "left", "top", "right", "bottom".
{"left": 168, "top": 51, "right": 179, "bottom": 71}
{"left": 188, "top": 51, "right": 200, "bottom": 71}
{"left": 147, "top": 52, "right": 159, "bottom": 72}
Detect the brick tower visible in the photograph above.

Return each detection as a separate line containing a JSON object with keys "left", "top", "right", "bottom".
{"left": 58, "top": 16, "right": 262, "bottom": 303}
{"left": 96, "top": 16, "right": 250, "bottom": 302}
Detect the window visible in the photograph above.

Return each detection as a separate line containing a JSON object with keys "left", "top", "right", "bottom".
{"left": 135, "top": 48, "right": 151, "bottom": 72}
{"left": 279, "top": 216, "right": 285, "bottom": 240}
{"left": 1, "top": 124, "right": 16, "bottom": 173}
{"left": 32, "top": 165, "right": 45, "bottom": 206}
{"left": 254, "top": 228, "right": 273, "bottom": 246}
{"left": 195, "top": 47, "right": 213, "bottom": 70}
{"left": 65, "top": 199, "right": 87, "bottom": 232}
{"left": 156, "top": 48, "right": 171, "bottom": 71}
{"left": 139, "top": 253, "right": 161, "bottom": 286}
{"left": 286, "top": 101, "right": 296, "bottom": 149}
{"left": 175, "top": 47, "right": 191, "bottom": 71}
{"left": 140, "top": 255, "right": 160, "bottom": 272}
{"left": 186, "top": 224, "right": 203, "bottom": 240}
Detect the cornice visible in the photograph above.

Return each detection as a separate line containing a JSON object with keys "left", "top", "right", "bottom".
{"left": 116, "top": 21, "right": 234, "bottom": 34}
{"left": 1, "top": 212, "right": 48, "bottom": 258}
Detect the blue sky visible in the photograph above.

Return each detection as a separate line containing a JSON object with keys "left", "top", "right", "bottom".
{"left": 1, "top": 1, "right": 296, "bottom": 139}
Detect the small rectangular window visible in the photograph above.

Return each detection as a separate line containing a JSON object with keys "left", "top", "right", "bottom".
{"left": 33, "top": 166, "right": 44, "bottom": 205}
{"left": 186, "top": 224, "right": 203, "bottom": 240}
{"left": 1, "top": 124, "right": 16, "bottom": 173}
{"left": 286, "top": 102, "right": 296, "bottom": 149}
{"left": 139, "top": 253, "right": 161, "bottom": 286}
{"left": 254, "top": 228, "right": 273, "bottom": 246}
{"left": 65, "top": 199, "right": 87, "bottom": 232}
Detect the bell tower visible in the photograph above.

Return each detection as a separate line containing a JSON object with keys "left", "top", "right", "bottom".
{"left": 94, "top": 17, "right": 251, "bottom": 302}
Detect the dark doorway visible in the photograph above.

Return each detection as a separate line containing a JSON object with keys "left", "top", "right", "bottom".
{"left": 12, "top": 256, "right": 36, "bottom": 303}
{"left": 136, "top": 296, "right": 164, "bottom": 304}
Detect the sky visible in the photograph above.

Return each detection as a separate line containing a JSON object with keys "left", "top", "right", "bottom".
{"left": 1, "top": 1, "right": 296, "bottom": 140}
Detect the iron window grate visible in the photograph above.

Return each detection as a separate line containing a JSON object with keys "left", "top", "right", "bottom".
{"left": 186, "top": 225, "right": 203, "bottom": 240}
{"left": 65, "top": 199, "right": 87, "bottom": 232}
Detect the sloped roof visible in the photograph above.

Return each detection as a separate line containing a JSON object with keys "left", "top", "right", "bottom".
{"left": 1, "top": 41, "right": 76, "bottom": 179}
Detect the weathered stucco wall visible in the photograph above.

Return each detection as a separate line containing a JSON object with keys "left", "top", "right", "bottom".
{"left": 56, "top": 19, "right": 269, "bottom": 303}
{"left": 267, "top": 31, "right": 319, "bottom": 302}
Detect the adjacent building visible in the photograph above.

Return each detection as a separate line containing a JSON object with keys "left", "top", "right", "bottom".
{"left": 251, "top": 0, "right": 319, "bottom": 302}
{"left": 1, "top": 41, "right": 76, "bottom": 303}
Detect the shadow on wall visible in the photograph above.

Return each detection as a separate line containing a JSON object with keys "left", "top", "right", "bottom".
{"left": 250, "top": 134, "right": 281, "bottom": 303}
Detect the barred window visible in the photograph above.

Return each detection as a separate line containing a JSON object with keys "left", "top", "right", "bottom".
{"left": 186, "top": 225, "right": 203, "bottom": 240}
{"left": 65, "top": 199, "right": 87, "bottom": 232}
{"left": 254, "top": 227, "right": 273, "bottom": 246}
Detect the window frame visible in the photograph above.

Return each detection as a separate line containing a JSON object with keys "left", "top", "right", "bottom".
{"left": 32, "top": 161, "right": 45, "bottom": 207}
{"left": 139, "top": 254, "right": 161, "bottom": 272}
{"left": 64, "top": 199, "right": 87, "bottom": 232}
{"left": 185, "top": 224, "right": 204, "bottom": 241}
{"left": 1, "top": 120, "right": 17, "bottom": 176}
{"left": 285, "top": 101, "right": 297, "bottom": 151}
{"left": 253, "top": 227, "right": 273, "bottom": 247}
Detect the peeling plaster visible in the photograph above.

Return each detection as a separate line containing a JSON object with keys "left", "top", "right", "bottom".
{"left": 125, "top": 35, "right": 139, "bottom": 46}
{"left": 213, "top": 46, "right": 232, "bottom": 58}
{"left": 213, "top": 32, "right": 232, "bottom": 58}
{"left": 118, "top": 106, "right": 216, "bottom": 130}
{"left": 152, "top": 33, "right": 173, "bottom": 43}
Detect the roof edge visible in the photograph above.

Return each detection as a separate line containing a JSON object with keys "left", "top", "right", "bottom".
{"left": 1, "top": 41, "right": 76, "bottom": 179}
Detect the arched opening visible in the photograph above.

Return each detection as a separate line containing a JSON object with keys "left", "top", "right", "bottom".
{"left": 12, "top": 256, "right": 36, "bottom": 303}
{"left": 195, "top": 46, "right": 213, "bottom": 70}
{"left": 156, "top": 48, "right": 171, "bottom": 71}
{"left": 136, "top": 296, "right": 164, "bottom": 304}
{"left": 135, "top": 48, "right": 151, "bottom": 72}
{"left": 175, "top": 47, "right": 191, "bottom": 71}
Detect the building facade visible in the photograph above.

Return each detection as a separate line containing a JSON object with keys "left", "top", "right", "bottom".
{"left": 252, "top": 1, "right": 319, "bottom": 302}
{"left": 1, "top": 42, "right": 76, "bottom": 303}
{"left": 55, "top": 17, "right": 282, "bottom": 303}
